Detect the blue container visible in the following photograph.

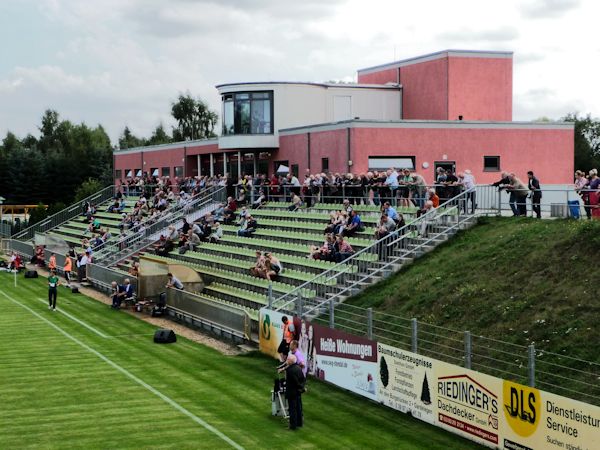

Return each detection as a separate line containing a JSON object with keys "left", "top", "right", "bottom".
{"left": 568, "top": 200, "right": 581, "bottom": 219}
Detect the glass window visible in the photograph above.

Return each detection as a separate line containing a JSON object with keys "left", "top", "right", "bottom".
{"left": 321, "top": 158, "right": 329, "bottom": 173}
{"left": 291, "top": 164, "right": 299, "bottom": 177}
{"left": 235, "top": 98, "right": 251, "bottom": 134}
{"left": 115, "top": 169, "right": 122, "bottom": 180}
{"left": 484, "top": 156, "right": 500, "bottom": 172}
{"left": 151, "top": 168, "right": 159, "bottom": 177}
{"left": 222, "top": 91, "right": 273, "bottom": 135}
{"left": 174, "top": 166, "right": 184, "bottom": 178}
{"left": 161, "top": 167, "right": 170, "bottom": 177}
{"left": 223, "top": 97, "right": 234, "bottom": 135}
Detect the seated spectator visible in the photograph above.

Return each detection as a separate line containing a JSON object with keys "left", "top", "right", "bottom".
{"left": 227, "top": 196, "right": 238, "bottom": 212}
{"left": 237, "top": 215, "right": 257, "bottom": 237}
{"left": 186, "top": 229, "right": 201, "bottom": 251}
{"left": 166, "top": 225, "right": 179, "bottom": 241}
{"left": 223, "top": 207, "right": 236, "bottom": 225}
{"left": 375, "top": 213, "right": 396, "bottom": 240}
{"left": 128, "top": 262, "right": 140, "bottom": 277}
{"left": 31, "top": 246, "right": 45, "bottom": 267}
{"left": 309, "top": 234, "right": 335, "bottom": 261}
{"left": 333, "top": 235, "right": 355, "bottom": 262}
{"left": 166, "top": 272, "right": 184, "bottom": 290}
{"left": 156, "top": 237, "right": 174, "bottom": 256}
{"left": 208, "top": 222, "right": 223, "bottom": 243}
{"left": 427, "top": 189, "right": 440, "bottom": 208}
{"left": 382, "top": 201, "right": 401, "bottom": 224}
{"left": 343, "top": 210, "right": 363, "bottom": 237}
{"left": 250, "top": 251, "right": 266, "bottom": 278}
{"left": 180, "top": 218, "right": 191, "bottom": 235}
{"left": 252, "top": 189, "right": 267, "bottom": 209}
{"left": 110, "top": 281, "right": 123, "bottom": 308}
{"left": 8, "top": 251, "right": 22, "bottom": 271}
{"left": 264, "top": 252, "right": 283, "bottom": 281}
{"left": 288, "top": 192, "right": 303, "bottom": 211}
{"left": 213, "top": 204, "right": 225, "bottom": 222}
{"left": 191, "top": 221, "right": 202, "bottom": 236}
{"left": 107, "top": 199, "right": 120, "bottom": 213}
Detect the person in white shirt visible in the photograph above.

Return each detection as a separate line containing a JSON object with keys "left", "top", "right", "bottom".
{"left": 77, "top": 251, "right": 90, "bottom": 282}
{"left": 458, "top": 170, "right": 477, "bottom": 214}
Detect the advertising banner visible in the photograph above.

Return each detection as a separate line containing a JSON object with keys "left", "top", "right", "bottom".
{"left": 258, "top": 307, "right": 286, "bottom": 359}
{"left": 377, "top": 343, "right": 436, "bottom": 424}
{"left": 434, "top": 360, "right": 502, "bottom": 448}
{"left": 501, "top": 380, "right": 599, "bottom": 450}
{"left": 310, "top": 322, "right": 378, "bottom": 401}
{"left": 258, "top": 309, "right": 599, "bottom": 449}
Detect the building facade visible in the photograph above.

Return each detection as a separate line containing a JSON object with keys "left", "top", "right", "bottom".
{"left": 113, "top": 49, "right": 574, "bottom": 186}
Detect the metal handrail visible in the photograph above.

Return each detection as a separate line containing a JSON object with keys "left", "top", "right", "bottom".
{"left": 272, "top": 189, "right": 473, "bottom": 312}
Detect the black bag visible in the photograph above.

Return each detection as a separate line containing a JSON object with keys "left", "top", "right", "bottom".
{"left": 178, "top": 246, "right": 187, "bottom": 255}
{"left": 24, "top": 270, "right": 38, "bottom": 278}
{"left": 0, "top": 261, "right": 7, "bottom": 268}
{"left": 277, "top": 339, "right": 289, "bottom": 355}
{"left": 71, "top": 287, "right": 79, "bottom": 294}
{"left": 151, "top": 306, "right": 166, "bottom": 317}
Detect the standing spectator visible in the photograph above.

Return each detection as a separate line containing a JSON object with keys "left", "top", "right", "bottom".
{"left": 575, "top": 170, "right": 591, "bottom": 219}
{"left": 458, "top": 170, "right": 477, "bottom": 214}
{"left": 48, "top": 269, "right": 60, "bottom": 311}
{"left": 77, "top": 251, "right": 90, "bottom": 282}
{"left": 282, "top": 354, "right": 305, "bottom": 430}
{"left": 278, "top": 316, "right": 294, "bottom": 362}
{"left": 63, "top": 255, "right": 73, "bottom": 286}
{"left": 527, "top": 171, "right": 542, "bottom": 219}
{"left": 508, "top": 174, "right": 529, "bottom": 217}
{"left": 48, "top": 253, "right": 57, "bottom": 271}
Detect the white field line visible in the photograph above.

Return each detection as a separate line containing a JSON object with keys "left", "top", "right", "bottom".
{"left": 36, "top": 298, "right": 108, "bottom": 338}
{"left": 2, "top": 291, "right": 244, "bottom": 450}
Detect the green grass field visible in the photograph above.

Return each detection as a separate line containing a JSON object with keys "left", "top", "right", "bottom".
{"left": 0, "top": 273, "right": 478, "bottom": 449}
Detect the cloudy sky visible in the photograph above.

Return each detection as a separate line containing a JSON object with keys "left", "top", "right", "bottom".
{"left": 1, "top": 0, "right": 598, "bottom": 144}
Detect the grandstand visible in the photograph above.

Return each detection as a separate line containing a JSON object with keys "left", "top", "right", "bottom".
{"left": 5, "top": 184, "right": 476, "bottom": 341}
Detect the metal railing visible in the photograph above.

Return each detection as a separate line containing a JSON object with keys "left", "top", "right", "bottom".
{"left": 86, "top": 263, "right": 138, "bottom": 292}
{"left": 11, "top": 185, "right": 122, "bottom": 240}
{"left": 272, "top": 190, "right": 475, "bottom": 313}
{"left": 310, "top": 302, "right": 600, "bottom": 406}
{"left": 5, "top": 239, "right": 35, "bottom": 258}
{"left": 166, "top": 288, "right": 250, "bottom": 340}
{"left": 475, "top": 185, "right": 600, "bottom": 218}
{"left": 93, "top": 186, "right": 226, "bottom": 265}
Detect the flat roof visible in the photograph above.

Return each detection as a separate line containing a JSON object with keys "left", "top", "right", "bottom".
{"left": 357, "top": 49, "right": 513, "bottom": 75}
{"left": 278, "top": 119, "right": 573, "bottom": 135}
{"left": 113, "top": 138, "right": 219, "bottom": 155}
{"left": 216, "top": 81, "right": 401, "bottom": 90}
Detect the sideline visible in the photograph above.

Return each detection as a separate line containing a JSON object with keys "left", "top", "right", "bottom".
{"left": 1, "top": 290, "right": 244, "bottom": 450}
{"left": 36, "top": 298, "right": 109, "bottom": 338}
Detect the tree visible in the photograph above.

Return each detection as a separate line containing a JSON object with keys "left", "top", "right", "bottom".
{"left": 74, "top": 178, "right": 104, "bottom": 203}
{"left": 171, "top": 93, "right": 218, "bottom": 141}
{"left": 118, "top": 126, "right": 146, "bottom": 149}
{"left": 38, "top": 109, "right": 60, "bottom": 154}
{"left": 147, "top": 123, "right": 172, "bottom": 145}
{"left": 563, "top": 113, "right": 600, "bottom": 172}
{"left": 28, "top": 202, "right": 48, "bottom": 226}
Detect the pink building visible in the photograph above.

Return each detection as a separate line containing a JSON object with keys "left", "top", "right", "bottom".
{"left": 113, "top": 49, "right": 573, "bottom": 186}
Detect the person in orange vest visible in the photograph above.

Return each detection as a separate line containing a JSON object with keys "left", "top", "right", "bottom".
{"left": 48, "top": 253, "right": 57, "bottom": 271}
{"left": 63, "top": 255, "right": 73, "bottom": 286}
{"left": 278, "top": 316, "right": 294, "bottom": 362}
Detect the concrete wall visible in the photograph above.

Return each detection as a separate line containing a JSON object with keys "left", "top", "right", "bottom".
{"left": 399, "top": 58, "right": 449, "bottom": 120}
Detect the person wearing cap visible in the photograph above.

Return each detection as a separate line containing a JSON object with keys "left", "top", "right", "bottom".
{"left": 48, "top": 269, "right": 60, "bottom": 311}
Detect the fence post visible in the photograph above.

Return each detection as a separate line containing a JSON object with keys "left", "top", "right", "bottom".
{"left": 296, "top": 294, "right": 303, "bottom": 318}
{"left": 528, "top": 344, "right": 536, "bottom": 387}
{"left": 267, "top": 283, "right": 273, "bottom": 308}
{"left": 329, "top": 298, "right": 335, "bottom": 329}
{"left": 464, "top": 331, "right": 472, "bottom": 369}
{"left": 367, "top": 308, "right": 373, "bottom": 340}
{"left": 411, "top": 318, "right": 418, "bottom": 354}
{"left": 497, "top": 189, "right": 502, "bottom": 216}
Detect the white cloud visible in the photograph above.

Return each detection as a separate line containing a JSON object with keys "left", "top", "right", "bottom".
{"left": 1, "top": 0, "right": 599, "bottom": 144}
